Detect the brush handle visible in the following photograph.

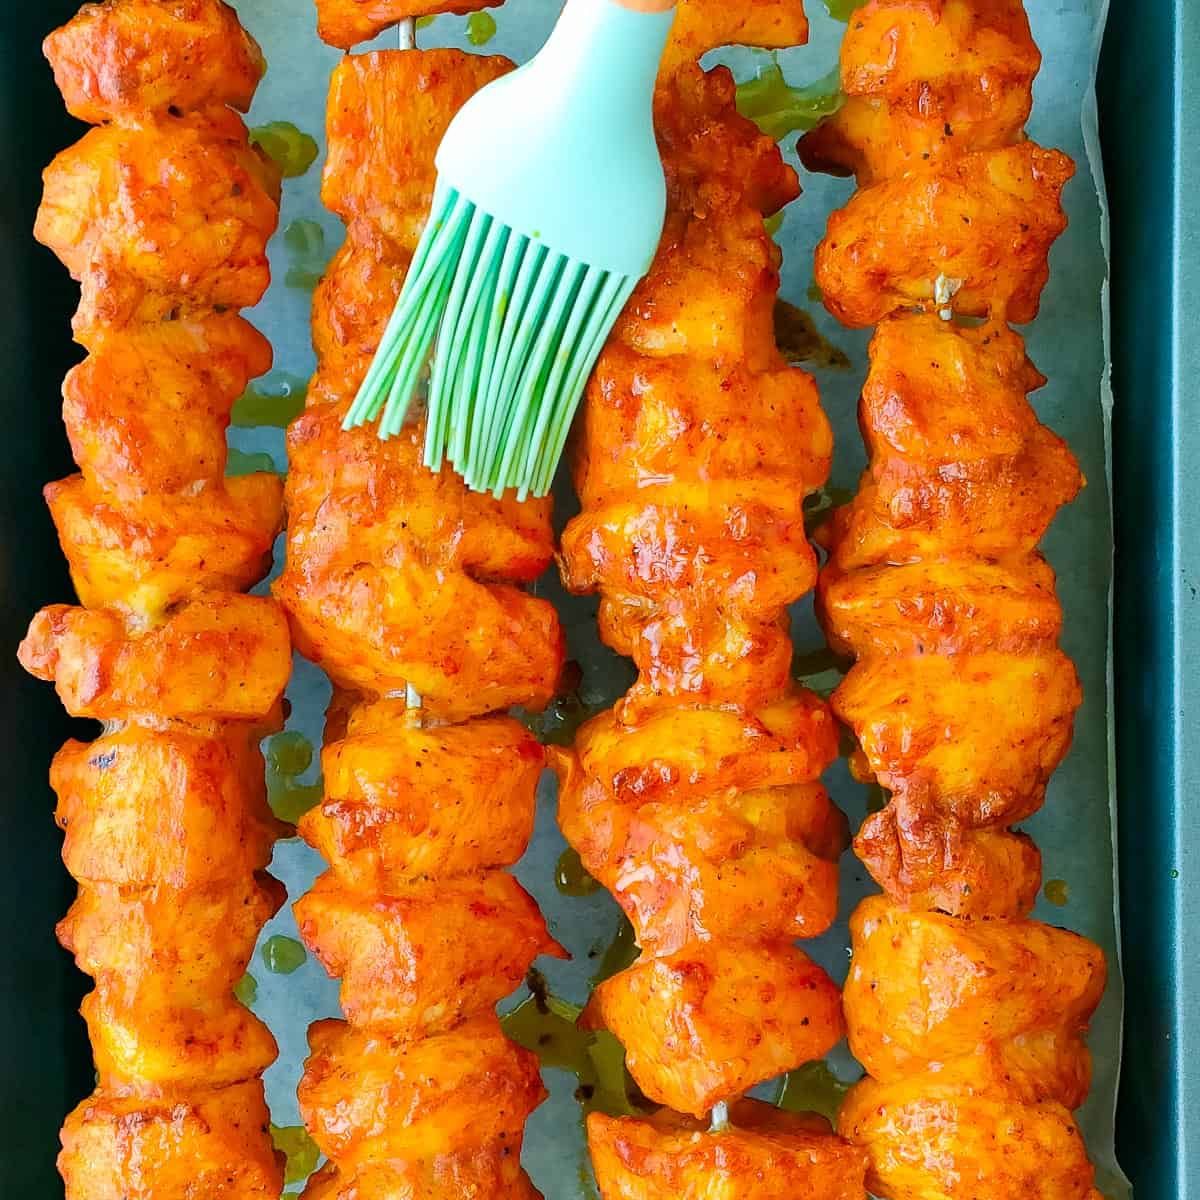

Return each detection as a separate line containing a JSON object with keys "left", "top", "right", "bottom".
{"left": 435, "top": 0, "right": 675, "bottom": 275}
{"left": 531, "top": 0, "right": 676, "bottom": 126}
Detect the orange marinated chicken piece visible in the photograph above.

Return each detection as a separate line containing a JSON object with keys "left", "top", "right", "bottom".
{"left": 563, "top": 498, "right": 818, "bottom": 714}
{"left": 655, "top": 65, "right": 801, "bottom": 220}
{"left": 60, "top": 874, "right": 284, "bottom": 1005}
{"left": 36, "top": 108, "right": 279, "bottom": 329}
{"left": 309, "top": 52, "right": 511, "bottom": 404}
{"left": 799, "top": 0, "right": 1038, "bottom": 181}
{"left": 300, "top": 1015, "right": 544, "bottom": 1167}
{"left": 839, "top": 1074, "right": 1100, "bottom": 1200}
{"left": 302, "top": 1147, "right": 542, "bottom": 1200}
{"left": 276, "top": 405, "right": 561, "bottom": 719}
{"left": 45, "top": 0, "right": 267, "bottom": 123}
{"left": 556, "top": 747, "right": 843, "bottom": 954}
{"left": 815, "top": 143, "right": 1074, "bottom": 328}
{"left": 571, "top": 352, "right": 830, "bottom": 530}
{"left": 53, "top": 726, "right": 280, "bottom": 888}
{"left": 857, "top": 315, "right": 1058, "bottom": 478}
{"left": 616, "top": 66, "right": 799, "bottom": 365}
{"left": 854, "top": 804, "right": 1043, "bottom": 919}
{"left": 590, "top": 1102, "right": 867, "bottom": 1200}
{"left": 592, "top": 940, "right": 843, "bottom": 1116}
{"left": 836, "top": 0, "right": 1038, "bottom": 99}
{"left": 323, "top": 51, "right": 511, "bottom": 247}
{"left": 823, "top": 441, "right": 1080, "bottom": 569}
{"left": 20, "top": 594, "right": 291, "bottom": 722}
{"left": 310, "top": 234, "right": 409, "bottom": 406}
{"left": 557, "top": 691, "right": 843, "bottom": 955}
{"left": 560, "top": 775, "right": 843, "bottom": 953}
{"left": 44, "top": 0, "right": 265, "bottom": 123}
{"left": 573, "top": 690, "right": 839, "bottom": 805}
{"left": 835, "top": 648, "right": 1081, "bottom": 822}
{"left": 614, "top": 195, "right": 784, "bottom": 367}
{"left": 84, "top": 985, "right": 277, "bottom": 1095}
{"left": 596, "top": 598, "right": 797, "bottom": 720}
{"left": 661, "top": 0, "right": 808, "bottom": 74}
{"left": 820, "top": 316, "right": 1082, "bottom": 569}
{"left": 821, "top": 557, "right": 1064, "bottom": 659}
{"left": 844, "top": 896, "right": 1106, "bottom": 1086}
{"left": 59, "top": 1083, "right": 283, "bottom": 1200}
{"left": 307, "top": 700, "right": 542, "bottom": 892}
{"left": 46, "top": 472, "right": 283, "bottom": 616}
{"left": 63, "top": 314, "right": 272, "bottom": 500}
{"left": 295, "top": 870, "right": 563, "bottom": 1037}
{"left": 314, "top": 0, "right": 502, "bottom": 51}
{"left": 305, "top": 706, "right": 542, "bottom": 890}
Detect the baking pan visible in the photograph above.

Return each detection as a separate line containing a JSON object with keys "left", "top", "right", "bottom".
{"left": 1102, "top": 1, "right": 1198, "bottom": 1197}
{"left": 0, "top": 0, "right": 1191, "bottom": 1195}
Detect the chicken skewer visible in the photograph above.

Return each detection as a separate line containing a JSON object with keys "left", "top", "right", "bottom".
{"left": 552, "top": 3, "right": 867, "bottom": 1194}
{"left": 18, "top": 1, "right": 291, "bottom": 1194}
{"left": 800, "top": 2, "right": 1108, "bottom": 1196}
{"left": 274, "top": 17, "right": 568, "bottom": 1195}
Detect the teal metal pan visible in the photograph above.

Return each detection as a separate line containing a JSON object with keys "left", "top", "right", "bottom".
{"left": 1101, "top": 1, "right": 1198, "bottom": 1195}
{"left": 0, "top": 0, "right": 1194, "bottom": 1196}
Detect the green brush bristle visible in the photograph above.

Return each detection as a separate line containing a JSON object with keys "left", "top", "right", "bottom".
{"left": 343, "top": 187, "right": 638, "bottom": 500}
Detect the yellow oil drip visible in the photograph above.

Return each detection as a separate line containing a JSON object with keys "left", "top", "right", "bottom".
{"left": 500, "top": 969, "right": 651, "bottom": 1119}
{"left": 269, "top": 1124, "right": 321, "bottom": 1186}
{"left": 1044, "top": 878, "right": 1070, "bottom": 907}
{"left": 265, "top": 731, "right": 323, "bottom": 824}
{"left": 249, "top": 121, "right": 319, "bottom": 178}
{"left": 774, "top": 301, "right": 851, "bottom": 370}
{"left": 793, "top": 645, "right": 852, "bottom": 700}
{"left": 283, "top": 219, "right": 329, "bottom": 292}
{"left": 466, "top": 11, "right": 498, "bottom": 45}
{"left": 556, "top": 847, "right": 603, "bottom": 897}
{"left": 261, "top": 935, "right": 308, "bottom": 975}
{"left": 233, "top": 973, "right": 258, "bottom": 1007}
{"left": 591, "top": 917, "right": 639, "bottom": 986}
{"left": 231, "top": 371, "right": 308, "bottom": 429}
{"left": 777, "top": 1061, "right": 852, "bottom": 1124}
{"left": 802, "top": 483, "right": 855, "bottom": 537}
{"left": 824, "top": 0, "right": 869, "bottom": 21}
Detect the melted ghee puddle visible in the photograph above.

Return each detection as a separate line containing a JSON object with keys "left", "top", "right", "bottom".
{"left": 270, "top": 1124, "right": 322, "bottom": 1185}
{"left": 501, "top": 968, "right": 651, "bottom": 1119}
{"left": 777, "top": 1060, "right": 853, "bottom": 1123}
{"left": 556, "top": 847, "right": 603, "bottom": 897}
{"left": 231, "top": 371, "right": 308, "bottom": 429}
